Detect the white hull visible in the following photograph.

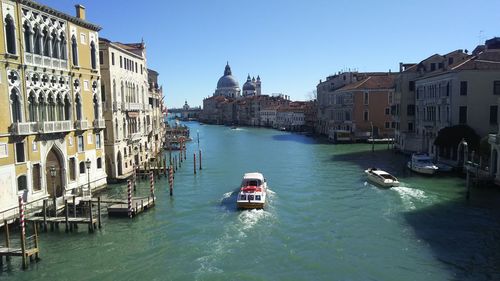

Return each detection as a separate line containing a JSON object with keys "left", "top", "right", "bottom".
{"left": 236, "top": 172, "right": 268, "bottom": 210}
{"left": 407, "top": 162, "right": 438, "bottom": 175}
{"left": 364, "top": 169, "right": 399, "bottom": 188}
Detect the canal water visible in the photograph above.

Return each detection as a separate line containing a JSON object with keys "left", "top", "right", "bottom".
{"left": 2, "top": 122, "right": 500, "bottom": 281}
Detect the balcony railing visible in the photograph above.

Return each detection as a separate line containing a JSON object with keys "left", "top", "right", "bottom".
{"left": 127, "top": 132, "right": 143, "bottom": 144}
{"left": 74, "top": 120, "right": 89, "bottom": 130}
{"left": 93, "top": 119, "right": 106, "bottom": 129}
{"left": 38, "top": 120, "right": 72, "bottom": 134}
{"left": 10, "top": 122, "right": 38, "bottom": 135}
{"left": 122, "top": 102, "right": 141, "bottom": 111}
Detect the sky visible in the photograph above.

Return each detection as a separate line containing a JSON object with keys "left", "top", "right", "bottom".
{"left": 39, "top": 0, "right": 500, "bottom": 108}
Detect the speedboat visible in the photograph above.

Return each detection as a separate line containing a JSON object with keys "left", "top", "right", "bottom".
{"left": 236, "top": 172, "right": 267, "bottom": 209}
{"left": 364, "top": 168, "right": 400, "bottom": 187}
{"left": 407, "top": 153, "right": 439, "bottom": 175}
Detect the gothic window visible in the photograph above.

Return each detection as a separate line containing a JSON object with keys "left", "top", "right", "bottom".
{"left": 115, "top": 119, "right": 118, "bottom": 139}
{"left": 42, "top": 29, "right": 50, "bottom": 56}
{"left": 10, "top": 89, "right": 22, "bottom": 122}
{"left": 23, "top": 22, "right": 32, "bottom": 53}
{"left": 5, "top": 15, "right": 16, "bottom": 54}
{"left": 34, "top": 26, "right": 41, "bottom": 55}
{"left": 75, "top": 94, "right": 82, "bottom": 120}
{"left": 71, "top": 35, "right": 78, "bottom": 66}
{"left": 51, "top": 31, "right": 58, "bottom": 58}
{"left": 121, "top": 81, "right": 124, "bottom": 103}
{"left": 28, "top": 92, "right": 37, "bottom": 122}
{"left": 38, "top": 94, "right": 46, "bottom": 121}
{"left": 60, "top": 33, "right": 67, "bottom": 60}
{"left": 90, "top": 41, "right": 97, "bottom": 69}
{"left": 93, "top": 95, "right": 99, "bottom": 120}
{"left": 56, "top": 94, "right": 64, "bottom": 121}
{"left": 113, "top": 80, "right": 117, "bottom": 101}
{"left": 64, "top": 95, "right": 71, "bottom": 120}
{"left": 47, "top": 93, "right": 55, "bottom": 121}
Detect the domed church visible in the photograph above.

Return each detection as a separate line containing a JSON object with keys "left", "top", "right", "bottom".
{"left": 214, "top": 62, "right": 241, "bottom": 98}
{"left": 242, "top": 75, "right": 261, "bottom": 97}
{"left": 214, "top": 62, "right": 261, "bottom": 98}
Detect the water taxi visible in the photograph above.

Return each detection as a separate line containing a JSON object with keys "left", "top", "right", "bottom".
{"left": 236, "top": 172, "right": 267, "bottom": 209}
{"left": 364, "top": 168, "right": 400, "bottom": 188}
{"left": 407, "top": 153, "right": 439, "bottom": 175}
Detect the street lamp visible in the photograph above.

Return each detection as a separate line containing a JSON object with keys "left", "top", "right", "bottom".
{"left": 50, "top": 166, "right": 57, "bottom": 216}
{"left": 85, "top": 158, "right": 91, "bottom": 198}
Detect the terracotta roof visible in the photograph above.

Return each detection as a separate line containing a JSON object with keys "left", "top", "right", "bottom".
{"left": 338, "top": 74, "right": 395, "bottom": 91}
{"left": 452, "top": 50, "right": 500, "bottom": 70}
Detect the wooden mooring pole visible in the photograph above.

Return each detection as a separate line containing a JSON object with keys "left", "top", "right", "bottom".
{"left": 42, "top": 199, "right": 47, "bottom": 232}
{"left": 194, "top": 153, "right": 197, "bottom": 175}
{"left": 4, "top": 219, "right": 10, "bottom": 261}
{"left": 169, "top": 165, "right": 174, "bottom": 196}
{"left": 97, "top": 197, "right": 102, "bottom": 229}
{"left": 65, "top": 200, "right": 69, "bottom": 233}
{"left": 88, "top": 200, "right": 94, "bottom": 233}
{"left": 199, "top": 149, "right": 202, "bottom": 170}
{"left": 18, "top": 196, "right": 27, "bottom": 269}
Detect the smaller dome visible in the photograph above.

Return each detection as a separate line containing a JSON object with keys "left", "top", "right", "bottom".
{"left": 243, "top": 81, "right": 256, "bottom": 91}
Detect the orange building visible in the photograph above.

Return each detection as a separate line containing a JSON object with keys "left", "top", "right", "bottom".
{"left": 329, "top": 74, "right": 396, "bottom": 142}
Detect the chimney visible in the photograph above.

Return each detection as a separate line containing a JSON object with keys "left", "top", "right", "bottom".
{"left": 75, "top": 4, "right": 86, "bottom": 20}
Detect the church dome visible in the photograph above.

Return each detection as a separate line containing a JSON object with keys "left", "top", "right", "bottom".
{"left": 243, "top": 75, "right": 256, "bottom": 91}
{"left": 217, "top": 63, "right": 239, "bottom": 89}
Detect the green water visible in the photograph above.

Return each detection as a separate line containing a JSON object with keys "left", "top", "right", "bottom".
{"left": 2, "top": 122, "right": 500, "bottom": 281}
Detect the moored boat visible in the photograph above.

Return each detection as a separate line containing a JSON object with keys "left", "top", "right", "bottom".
{"left": 407, "top": 153, "right": 439, "bottom": 175}
{"left": 236, "top": 172, "right": 267, "bottom": 209}
{"left": 364, "top": 168, "right": 400, "bottom": 187}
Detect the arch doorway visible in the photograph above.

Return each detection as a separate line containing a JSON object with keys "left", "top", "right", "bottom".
{"left": 117, "top": 151, "right": 123, "bottom": 176}
{"left": 46, "top": 147, "right": 64, "bottom": 198}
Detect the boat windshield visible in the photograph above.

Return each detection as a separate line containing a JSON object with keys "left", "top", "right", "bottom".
{"left": 417, "top": 159, "right": 433, "bottom": 164}
{"left": 380, "top": 174, "right": 395, "bottom": 180}
{"left": 244, "top": 179, "right": 261, "bottom": 186}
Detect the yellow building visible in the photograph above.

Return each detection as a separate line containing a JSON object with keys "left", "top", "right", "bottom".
{"left": 0, "top": 1, "right": 106, "bottom": 213}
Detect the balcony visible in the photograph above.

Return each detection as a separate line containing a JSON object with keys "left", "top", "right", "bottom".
{"left": 10, "top": 122, "right": 38, "bottom": 135}
{"left": 38, "top": 120, "right": 72, "bottom": 134}
{"left": 122, "top": 102, "right": 141, "bottom": 111}
{"left": 127, "top": 132, "right": 143, "bottom": 144}
{"left": 74, "top": 120, "right": 89, "bottom": 130}
{"left": 93, "top": 119, "right": 106, "bottom": 129}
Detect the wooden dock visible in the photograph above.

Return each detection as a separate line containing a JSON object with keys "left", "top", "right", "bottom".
{"left": 107, "top": 196, "right": 155, "bottom": 218}
{"left": 0, "top": 220, "right": 40, "bottom": 269}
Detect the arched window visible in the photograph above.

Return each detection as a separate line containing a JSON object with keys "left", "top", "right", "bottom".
{"left": 96, "top": 157, "right": 102, "bottom": 169}
{"left": 113, "top": 80, "right": 117, "bottom": 101}
{"left": 90, "top": 41, "right": 97, "bottom": 69}
{"left": 28, "top": 92, "right": 37, "bottom": 122}
{"left": 59, "top": 33, "right": 67, "bottom": 60}
{"left": 120, "top": 81, "right": 124, "bottom": 103}
{"left": 79, "top": 161, "right": 85, "bottom": 174}
{"left": 71, "top": 35, "right": 78, "bottom": 66}
{"left": 56, "top": 94, "right": 64, "bottom": 121}
{"left": 75, "top": 94, "right": 82, "bottom": 120}
{"left": 23, "top": 22, "right": 32, "bottom": 53}
{"left": 10, "top": 89, "right": 21, "bottom": 122}
{"left": 93, "top": 94, "right": 99, "bottom": 120}
{"left": 5, "top": 15, "right": 16, "bottom": 54}
{"left": 38, "top": 94, "right": 46, "bottom": 121}
{"left": 64, "top": 95, "right": 71, "bottom": 120}
{"left": 115, "top": 119, "right": 118, "bottom": 139}
{"left": 124, "top": 147, "right": 127, "bottom": 158}
{"left": 51, "top": 31, "right": 58, "bottom": 58}
{"left": 42, "top": 28, "right": 50, "bottom": 56}
{"left": 47, "top": 93, "right": 55, "bottom": 121}
{"left": 17, "top": 175, "right": 27, "bottom": 191}
{"left": 33, "top": 26, "right": 41, "bottom": 55}
{"left": 123, "top": 119, "right": 126, "bottom": 139}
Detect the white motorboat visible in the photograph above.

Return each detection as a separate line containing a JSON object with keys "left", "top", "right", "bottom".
{"left": 364, "top": 168, "right": 400, "bottom": 188}
{"left": 407, "top": 153, "right": 439, "bottom": 175}
{"left": 236, "top": 172, "right": 267, "bottom": 209}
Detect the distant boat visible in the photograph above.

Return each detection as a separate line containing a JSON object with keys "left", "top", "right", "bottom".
{"left": 407, "top": 153, "right": 439, "bottom": 175}
{"left": 236, "top": 172, "right": 267, "bottom": 209}
{"left": 364, "top": 168, "right": 400, "bottom": 188}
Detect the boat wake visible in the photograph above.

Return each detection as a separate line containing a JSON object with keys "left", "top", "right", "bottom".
{"left": 196, "top": 190, "right": 276, "bottom": 278}
{"left": 392, "top": 186, "right": 427, "bottom": 210}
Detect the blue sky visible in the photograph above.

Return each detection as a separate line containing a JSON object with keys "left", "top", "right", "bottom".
{"left": 40, "top": 0, "right": 499, "bottom": 108}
